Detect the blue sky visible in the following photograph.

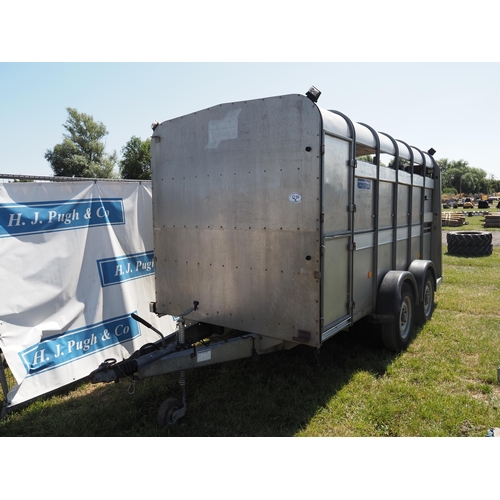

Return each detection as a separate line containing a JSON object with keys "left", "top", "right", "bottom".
{"left": 1, "top": 62, "right": 499, "bottom": 180}
{"left": 1, "top": 3, "right": 499, "bottom": 182}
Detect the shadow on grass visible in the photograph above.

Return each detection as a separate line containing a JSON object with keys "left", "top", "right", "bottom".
{"left": 1, "top": 319, "right": 405, "bottom": 437}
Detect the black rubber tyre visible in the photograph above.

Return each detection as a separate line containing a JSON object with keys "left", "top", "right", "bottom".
{"left": 447, "top": 243, "right": 493, "bottom": 257}
{"left": 447, "top": 231, "right": 493, "bottom": 257}
{"left": 382, "top": 283, "right": 415, "bottom": 352}
{"left": 415, "top": 270, "right": 435, "bottom": 326}
{"left": 157, "top": 397, "right": 183, "bottom": 427}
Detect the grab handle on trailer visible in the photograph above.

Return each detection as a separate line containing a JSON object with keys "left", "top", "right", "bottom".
{"left": 178, "top": 301, "right": 200, "bottom": 318}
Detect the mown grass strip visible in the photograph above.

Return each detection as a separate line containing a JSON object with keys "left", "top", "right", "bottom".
{"left": 1, "top": 248, "right": 500, "bottom": 436}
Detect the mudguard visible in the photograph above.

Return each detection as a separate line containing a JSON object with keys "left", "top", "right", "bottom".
{"left": 376, "top": 270, "right": 419, "bottom": 321}
{"left": 408, "top": 260, "right": 436, "bottom": 304}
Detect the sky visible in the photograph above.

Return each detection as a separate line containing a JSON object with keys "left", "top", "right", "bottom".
{"left": 1, "top": 2, "right": 499, "bottom": 183}
{"left": 1, "top": 62, "right": 499, "bottom": 181}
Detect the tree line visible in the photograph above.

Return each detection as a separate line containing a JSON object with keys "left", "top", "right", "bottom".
{"left": 45, "top": 108, "right": 500, "bottom": 193}
{"left": 45, "top": 108, "right": 151, "bottom": 180}
{"left": 437, "top": 158, "right": 500, "bottom": 196}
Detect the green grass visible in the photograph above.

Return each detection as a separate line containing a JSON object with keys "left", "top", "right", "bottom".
{"left": 2, "top": 247, "right": 500, "bottom": 437}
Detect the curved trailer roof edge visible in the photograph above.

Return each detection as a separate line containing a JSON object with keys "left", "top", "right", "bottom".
{"left": 158, "top": 92, "right": 437, "bottom": 171}
{"left": 319, "top": 106, "right": 436, "bottom": 169}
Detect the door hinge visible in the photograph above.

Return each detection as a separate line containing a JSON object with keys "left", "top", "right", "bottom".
{"left": 349, "top": 204, "right": 357, "bottom": 213}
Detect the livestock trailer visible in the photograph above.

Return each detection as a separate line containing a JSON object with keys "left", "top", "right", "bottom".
{"left": 90, "top": 88, "right": 442, "bottom": 426}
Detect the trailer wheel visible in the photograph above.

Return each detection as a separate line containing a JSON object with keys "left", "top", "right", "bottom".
{"left": 157, "top": 397, "right": 183, "bottom": 427}
{"left": 415, "top": 270, "right": 435, "bottom": 326}
{"left": 382, "top": 282, "right": 415, "bottom": 352}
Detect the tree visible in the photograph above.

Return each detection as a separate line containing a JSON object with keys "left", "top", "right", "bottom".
{"left": 490, "top": 177, "right": 500, "bottom": 194}
{"left": 388, "top": 157, "right": 410, "bottom": 169}
{"left": 356, "top": 155, "right": 386, "bottom": 167}
{"left": 45, "top": 107, "right": 117, "bottom": 178}
{"left": 357, "top": 155, "right": 374, "bottom": 163}
{"left": 438, "top": 158, "right": 493, "bottom": 195}
{"left": 119, "top": 136, "right": 151, "bottom": 180}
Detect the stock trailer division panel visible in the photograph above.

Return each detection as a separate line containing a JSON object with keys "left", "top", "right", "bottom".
{"left": 90, "top": 89, "right": 442, "bottom": 426}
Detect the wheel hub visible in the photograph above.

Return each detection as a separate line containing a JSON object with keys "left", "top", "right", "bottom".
{"left": 399, "top": 298, "right": 411, "bottom": 339}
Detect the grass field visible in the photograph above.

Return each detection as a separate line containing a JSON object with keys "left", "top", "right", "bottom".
{"left": 2, "top": 241, "right": 499, "bottom": 437}
{"left": 442, "top": 204, "right": 500, "bottom": 232}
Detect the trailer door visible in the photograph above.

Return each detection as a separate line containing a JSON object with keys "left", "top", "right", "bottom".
{"left": 321, "top": 133, "right": 352, "bottom": 339}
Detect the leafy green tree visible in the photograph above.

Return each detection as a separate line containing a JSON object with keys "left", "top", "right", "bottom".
{"left": 387, "top": 157, "right": 411, "bottom": 169}
{"left": 45, "top": 107, "right": 117, "bottom": 178}
{"left": 490, "top": 177, "right": 500, "bottom": 194}
{"left": 356, "top": 154, "right": 386, "bottom": 167}
{"left": 119, "top": 136, "right": 151, "bottom": 180}
{"left": 438, "top": 158, "right": 493, "bottom": 195}
{"left": 357, "top": 155, "right": 373, "bottom": 162}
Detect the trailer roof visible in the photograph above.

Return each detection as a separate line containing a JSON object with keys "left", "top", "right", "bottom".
{"left": 320, "top": 104, "right": 436, "bottom": 169}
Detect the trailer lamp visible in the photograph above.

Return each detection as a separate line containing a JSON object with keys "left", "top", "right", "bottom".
{"left": 306, "top": 86, "right": 321, "bottom": 103}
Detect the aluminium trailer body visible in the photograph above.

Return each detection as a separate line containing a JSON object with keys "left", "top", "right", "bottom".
{"left": 90, "top": 91, "right": 442, "bottom": 425}
{"left": 151, "top": 92, "right": 442, "bottom": 345}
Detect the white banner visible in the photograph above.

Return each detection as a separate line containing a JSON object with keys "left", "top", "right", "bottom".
{"left": 0, "top": 180, "right": 176, "bottom": 407}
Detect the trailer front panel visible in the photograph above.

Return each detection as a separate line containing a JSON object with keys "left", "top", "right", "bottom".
{"left": 152, "top": 95, "right": 323, "bottom": 347}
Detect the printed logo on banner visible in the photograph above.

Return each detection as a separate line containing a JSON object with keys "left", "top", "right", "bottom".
{"left": 18, "top": 313, "right": 141, "bottom": 376}
{"left": 0, "top": 198, "right": 125, "bottom": 238}
{"left": 97, "top": 251, "right": 155, "bottom": 287}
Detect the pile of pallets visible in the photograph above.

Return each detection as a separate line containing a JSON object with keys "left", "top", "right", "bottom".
{"left": 482, "top": 213, "right": 500, "bottom": 228}
{"left": 442, "top": 212, "right": 466, "bottom": 227}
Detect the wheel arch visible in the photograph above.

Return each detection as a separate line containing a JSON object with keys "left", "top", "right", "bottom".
{"left": 407, "top": 260, "right": 436, "bottom": 304}
{"left": 376, "top": 270, "right": 419, "bottom": 320}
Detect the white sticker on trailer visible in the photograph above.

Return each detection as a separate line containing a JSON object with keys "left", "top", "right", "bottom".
{"left": 289, "top": 193, "right": 302, "bottom": 203}
{"left": 205, "top": 109, "right": 242, "bottom": 149}
{"left": 197, "top": 349, "right": 211, "bottom": 363}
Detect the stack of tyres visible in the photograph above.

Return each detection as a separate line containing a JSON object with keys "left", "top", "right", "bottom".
{"left": 447, "top": 231, "right": 493, "bottom": 257}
